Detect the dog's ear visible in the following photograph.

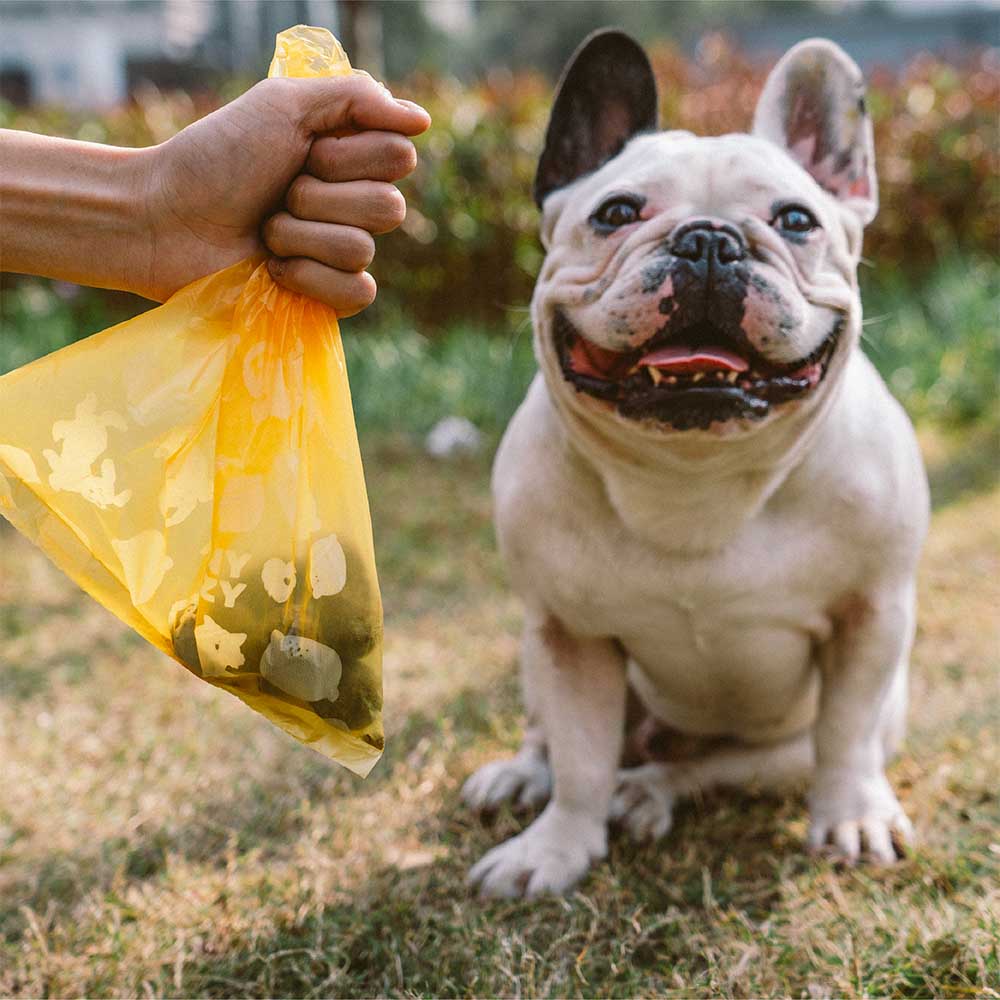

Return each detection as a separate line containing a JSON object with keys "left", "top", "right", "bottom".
{"left": 534, "top": 29, "right": 658, "bottom": 208}
{"left": 753, "top": 38, "right": 877, "bottom": 225}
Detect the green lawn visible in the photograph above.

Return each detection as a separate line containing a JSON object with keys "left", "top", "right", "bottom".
{"left": 1, "top": 431, "right": 997, "bottom": 997}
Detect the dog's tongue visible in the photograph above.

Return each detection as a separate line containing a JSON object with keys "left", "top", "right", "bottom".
{"left": 638, "top": 344, "right": 749, "bottom": 374}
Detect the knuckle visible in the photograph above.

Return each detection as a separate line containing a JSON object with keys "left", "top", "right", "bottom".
{"left": 382, "top": 135, "right": 417, "bottom": 178}
{"left": 347, "top": 230, "right": 376, "bottom": 270}
{"left": 259, "top": 76, "right": 294, "bottom": 97}
{"left": 251, "top": 77, "right": 279, "bottom": 100}
{"left": 269, "top": 256, "right": 308, "bottom": 289}
{"left": 262, "top": 212, "right": 291, "bottom": 255}
{"left": 349, "top": 272, "right": 377, "bottom": 310}
{"left": 378, "top": 185, "right": 407, "bottom": 228}
{"left": 306, "top": 137, "right": 336, "bottom": 180}
{"left": 400, "top": 142, "right": 418, "bottom": 176}
{"left": 264, "top": 77, "right": 297, "bottom": 101}
{"left": 340, "top": 72, "right": 371, "bottom": 98}
{"left": 275, "top": 256, "right": 305, "bottom": 287}
{"left": 257, "top": 78, "right": 304, "bottom": 120}
{"left": 341, "top": 75, "right": 381, "bottom": 130}
{"left": 286, "top": 175, "right": 312, "bottom": 218}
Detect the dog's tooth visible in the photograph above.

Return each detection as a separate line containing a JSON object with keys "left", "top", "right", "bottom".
{"left": 666, "top": 375, "right": 678, "bottom": 385}
{"left": 714, "top": 371, "right": 725, "bottom": 381}
{"left": 692, "top": 372, "right": 704, "bottom": 383}
{"left": 726, "top": 371, "right": 738, "bottom": 384}
{"left": 648, "top": 367, "right": 663, "bottom": 385}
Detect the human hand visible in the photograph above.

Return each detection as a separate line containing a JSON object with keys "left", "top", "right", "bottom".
{"left": 138, "top": 73, "right": 430, "bottom": 313}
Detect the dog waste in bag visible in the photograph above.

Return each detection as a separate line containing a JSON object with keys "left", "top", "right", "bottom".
{"left": 0, "top": 26, "right": 384, "bottom": 776}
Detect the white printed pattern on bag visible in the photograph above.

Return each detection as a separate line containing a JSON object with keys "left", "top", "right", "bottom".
{"left": 43, "top": 394, "right": 131, "bottom": 509}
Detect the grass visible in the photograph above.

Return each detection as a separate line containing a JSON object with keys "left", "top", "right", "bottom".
{"left": 1, "top": 429, "right": 998, "bottom": 997}
{"left": 1, "top": 255, "right": 997, "bottom": 995}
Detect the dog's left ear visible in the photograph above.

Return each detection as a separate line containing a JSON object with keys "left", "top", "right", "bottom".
{"left": 753, "top": 39, "right": 877, "bottom": 226}
{"left": 535, "top": 29, "right": 659, "bottom": 207}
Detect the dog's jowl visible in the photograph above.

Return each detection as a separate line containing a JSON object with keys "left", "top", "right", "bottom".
{"left": 463, "top": 31, "right": 929, "bottom": 898}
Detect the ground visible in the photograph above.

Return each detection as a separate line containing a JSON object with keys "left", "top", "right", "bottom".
{"left": 1, "top": 438, "right": 997, "bottom": 998}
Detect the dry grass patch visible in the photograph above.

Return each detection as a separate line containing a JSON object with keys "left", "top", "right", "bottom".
{"left": 1, "top": 444, "right": 997, "bottom": 998}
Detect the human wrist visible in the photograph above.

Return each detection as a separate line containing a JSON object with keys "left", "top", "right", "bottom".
{"left": 0, "top": 129, "right": 154, "bottom": 296}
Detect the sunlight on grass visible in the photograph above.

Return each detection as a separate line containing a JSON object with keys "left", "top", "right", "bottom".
{"left": 1, "top": 443, "right": 997, "bottom": 997}
{"left": 1, "top": 248, "right": 996, "bottom": 999}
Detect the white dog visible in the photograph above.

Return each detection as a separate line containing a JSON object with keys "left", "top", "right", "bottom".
{"left": 463, "top": 32, "right": 929, "bottom": 898}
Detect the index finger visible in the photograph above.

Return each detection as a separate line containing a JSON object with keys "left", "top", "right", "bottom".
{"left": 293, "top": 74, "right": 431, "bottom": 137}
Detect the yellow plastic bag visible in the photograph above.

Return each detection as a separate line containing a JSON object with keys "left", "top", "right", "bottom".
{"left": 0, "top": 26, "right": 384, "bottom": 776}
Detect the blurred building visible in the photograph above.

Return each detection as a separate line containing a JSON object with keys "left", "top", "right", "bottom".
{"left": 1, "top": 0, "right": 996, "bottom": 110}
{"left": 724, "top": 0, "right": 1000, "bottom": 67}
{"left": 0, "top": 0, "right": 339, "bottom": 109}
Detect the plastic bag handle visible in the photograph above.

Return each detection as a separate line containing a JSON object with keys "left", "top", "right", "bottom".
{"left": 268, "top": 24, "right": 354, "bottom": 80}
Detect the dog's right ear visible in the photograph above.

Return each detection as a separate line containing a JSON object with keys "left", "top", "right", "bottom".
{"left": 534, "top": 29, "right": 658, "bottom": 208}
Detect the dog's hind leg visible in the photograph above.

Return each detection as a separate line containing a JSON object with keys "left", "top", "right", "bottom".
{"left": 611, "top": 732, "right": 814, "bottom": 841}
{"left": 461, "top": 626, "right": 552, "bottom": 812}
{"left": 611, "top": 661, "right": 908, "bottom": 845}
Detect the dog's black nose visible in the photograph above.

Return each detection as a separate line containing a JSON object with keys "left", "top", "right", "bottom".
{"left": 669, "top": 220, "right": 746, "bottom": 264}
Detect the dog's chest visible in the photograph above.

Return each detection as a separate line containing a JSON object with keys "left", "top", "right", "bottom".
{"left": 525, "top": 498, "right": 847, "bottom": 734}
{"left": 544, "top": 509, "right": 836, "bottom": 632}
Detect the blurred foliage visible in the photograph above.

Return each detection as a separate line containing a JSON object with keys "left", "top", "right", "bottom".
{"left": 444, "top": 1, "right": 825, "bottom": 78}
{"left": 862, "top": 256, "right": 999, "bottom": 429}
{"left": 343, "top": 319, "right": 537, "bottom": 438}
{"left": 1, "top": 40, "right": 996, "bottom": 432}
{"left": 3, "top": 255, "right": 996, "bottom": 435}
{"left": 349, "top": 255, "right": 1000, "bottom": 437}
{"left": 380, "top": 38, "right": 1000, "bottom": 328}
{"left": 468, "top": 0, "right": 709, "bottom": 76}
{"left": 2, "top": 40, "right": 996, "bottom": 327}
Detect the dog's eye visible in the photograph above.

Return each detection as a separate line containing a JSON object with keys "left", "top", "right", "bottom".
{"left": 774, "top": 205, "right": 820, "bottom": 235}
{"left": 590, "top": 196, "right": 644, "bottom": 232}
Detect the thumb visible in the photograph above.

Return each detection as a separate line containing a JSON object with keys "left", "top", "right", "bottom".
{"left": 293, "top": 73, "right": 431, "bottom": 137}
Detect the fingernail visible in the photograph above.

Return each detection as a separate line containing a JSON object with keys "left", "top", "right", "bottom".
{"left": 268, "top": 257, "right": 286, "bottom": 279}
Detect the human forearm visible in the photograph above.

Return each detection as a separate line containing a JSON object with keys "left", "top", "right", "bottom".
{"left": 0, "top": 129, "right": 155, "bottom": 296}
{"left": 1, "top": 75, "right": 428, "bottom": 310}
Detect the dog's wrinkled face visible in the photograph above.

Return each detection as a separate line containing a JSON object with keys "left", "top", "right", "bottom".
{"left": 533, "top": 33, "right": 877, "bottom": 435}
{"left": 546, "top": 134, "right": 852, "bottom": 431}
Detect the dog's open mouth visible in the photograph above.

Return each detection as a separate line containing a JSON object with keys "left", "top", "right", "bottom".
{"left": 555, "top": 310, "right": 842, "bottom": 430}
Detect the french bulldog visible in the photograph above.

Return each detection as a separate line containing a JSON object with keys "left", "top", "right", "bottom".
{"left": 462, "top": 31, "right": 929, "bottom": 898}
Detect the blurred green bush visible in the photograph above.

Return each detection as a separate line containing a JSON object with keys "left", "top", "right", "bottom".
{"left": 3, "top": 41, "right": 996, "bottom": 326}
{"left": 389, "top": 40, "right": 999, "bottom": 327}
{"left": 4, "top": 255, "right": 995, "bottom": 434}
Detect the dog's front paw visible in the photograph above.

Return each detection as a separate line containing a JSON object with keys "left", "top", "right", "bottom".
{"left": 808, "top": 770, "right": 914, "bottom": 864}
{"left": 461, "top": 748, "right": 551, "bottom": 813}
{"left": 609, "top": 763, "right": 676, "bottom": 841}
{"left": 467, "top": 805, "right": 605, "bottom": 898}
